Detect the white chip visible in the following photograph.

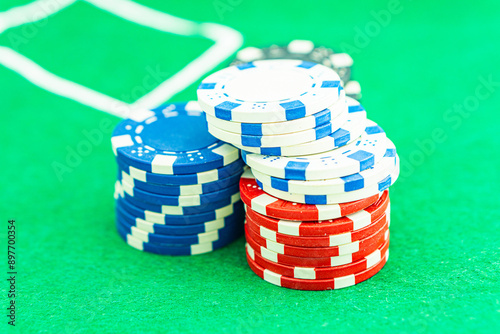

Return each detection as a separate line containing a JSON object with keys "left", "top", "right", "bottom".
{"left": 197, "top": 59, "right": 342, "bottom": 123}
{"left": 236, "top": 47, "right": 265, "bottom": 62}
{"left": 330, "top": 53, "right": 354, "bottom": 68}
{"left": 288, "top": 40, "right": 315, "bottom": 54}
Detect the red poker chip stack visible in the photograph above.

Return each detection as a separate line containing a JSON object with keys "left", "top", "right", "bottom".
{"left": 239, "top": 169, "right": 392, "bottom": 290}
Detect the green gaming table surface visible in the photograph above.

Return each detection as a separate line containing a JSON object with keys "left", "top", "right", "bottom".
{"left": 1, "top": 0, "right": 499, "bottom": 333}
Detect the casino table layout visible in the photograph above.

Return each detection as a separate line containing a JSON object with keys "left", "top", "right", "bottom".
{"left": 1, "top": 0, "right": 499, "bottom": 333}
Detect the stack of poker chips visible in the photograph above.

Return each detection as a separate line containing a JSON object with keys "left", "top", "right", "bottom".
{"left": 111, "top": 102, "right": 245, "bottom": 256}
{"left": 230, "top": 39, "right": 362, "bottom": 100}
{"left": 197, "top": 59, "right": 399, "bottom": 290}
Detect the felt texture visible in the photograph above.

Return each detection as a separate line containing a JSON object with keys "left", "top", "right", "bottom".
{"left": 0, "top": 0, "right": 499, "bottom": 333}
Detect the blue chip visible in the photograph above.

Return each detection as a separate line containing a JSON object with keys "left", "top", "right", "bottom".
{"left": 116, "top": 220, "right": 243, "bottom": 255}
{"left": 118, "top": 176, "right": 240, "bottom": 207}
{"left": 118, "top": 167, "right": 242, "bottom": 196}
{"left": 111, "top": 101, "right": 240, "bottom": 175}
{"left": 116, "top": 213, "right": 243, "bottom": 245}
{"left": 117, "top": 157, "right": 245, "bottom": 186}
{"left": 116, "top": 200, "right": 244, "bottom": 235}
{"left": 116, "top": 188, "right": 240, "bottom": 216}
{"left": 117, "top": 195, "right": 243, "bottom": 225}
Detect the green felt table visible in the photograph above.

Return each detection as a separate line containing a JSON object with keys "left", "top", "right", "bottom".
{"left": 1, "top": 0, "right": 499, "bottom": 333}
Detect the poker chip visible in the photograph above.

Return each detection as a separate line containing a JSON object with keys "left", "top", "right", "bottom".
{"left": 115, "top": 184, "right": 238, "bottom": 215}
{"left": 246, "top": 237, "right": 389, "bottom": 280}
{"left": 255, "top": 161, "right": 399, "bottom": 205}
{"left": 111, "top": 102, "right": 246, "bottom": 255}
{"left": 242, "top": 120, "right": 388, "bottom": 181}
{"left": 344, "top": 80, "right": 362, "bottom": 100}
{"left": 240, "top": 173, "right": 380, "bottom": 221}
{"left": 251, "top": 140, "right": 397, "bottom": 195}
{"left": 117, "top": 158, "right": 245, "bottom": 186}
{"left": 116, "top": 199, "right": 244, "bottom": 235}
{"left": 207, "top": 110, "right": 346, "bottom": 148}
{"left": 229, "top": 40, "right": 362, "bottom": 101}
{"left": 116, "top": 188, "right": 240, "bottom": 216}
{"left": 204, "top": 97, "right": 344, "bottom": 136}
{"left": 245, "top": 191, "right": 389, "bottom": 237}
{"left": 246, "top": 245, "right": 388, "bottom": 290}
{"left": 231, "top": 40, "right": 351, "bottom": 81}
{"left": 231, "top": 96, "right": 366, "bottom": 156}
{"left": 246, "top": 211, "right": 389, "bottom": 248}
{"left": 111, "top": 101, "right": 240, "bottom": 175}
{"left": 117, "top": 178, "right": 240, "bottom": 207}
{"left": 117, "top": 195, "right": 243, "bottom": 226}
{"left": 197, "top": 59, "right": 342, "bottom": 123}
{"left": 116, "top": 221, "right": 243, "bottom": 256}
{"left": 117, "top": 214, "right": 243, "bottom": 245}
{"left": 245, "top": 223, "right": 389, "bottom": 264}
{"left": 119, "top": 168, "right": 241, "bottom": 196}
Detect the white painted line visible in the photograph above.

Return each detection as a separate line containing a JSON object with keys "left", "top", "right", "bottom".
{"left": 132, "top": 23, "right": 242, "bottom": 109}
{"left": 88, "top": 0, "right": 243, "bottom": 109}
{"left": 0, "top": 46, "right": 144, "bottom": 118}
{"left": 0, "top": 0, "right": 243, "bottom": 118}
{"left": 85, "top": 0, "right": 199, "bottom": 36}
{"left": 0, "top": 0, "right": 76, "bottom": 34}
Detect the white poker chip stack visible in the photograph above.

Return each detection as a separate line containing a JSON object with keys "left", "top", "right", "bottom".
{"left": 197, "top": 55, "right": 399, "bottom": 290}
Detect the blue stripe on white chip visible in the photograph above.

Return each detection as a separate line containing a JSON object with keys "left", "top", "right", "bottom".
{"left": 197, "top": 59, "right": 342, "bottom": 123}
{"left": 231, "top": 96, "right": 367, "bottom": 157}
{"left": 243, "top": 118, "right": 388, "bottom": 181}
{"left": 250, "top": 139, "right": 398, "bottom": 196}
{"left": 206, "top": 117, "right": 340, "bottom": 148}
{"left": 204, "top": 97, "right": 344, "bottom": 136}
{"left": 253, "top": 159, "right": 400, "bottom": 205}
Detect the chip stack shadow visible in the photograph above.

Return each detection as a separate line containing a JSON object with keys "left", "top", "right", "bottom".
{"left": 197, "top": 58, "right": 399, "bottom": 290}
{"left": 111, "top": 102, "right": 245, "bottom": 256}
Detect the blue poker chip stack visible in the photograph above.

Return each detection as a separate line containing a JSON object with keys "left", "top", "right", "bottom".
{"left": 197, "top": 58, "right": 400, "bottom": 290}
{"left": 111, "top": 102, "right": 245, "bottom": 256}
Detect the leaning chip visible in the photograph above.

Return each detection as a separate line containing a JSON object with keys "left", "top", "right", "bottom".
{"left": 230, "top": 40, "right": 361, "bottom": 100}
